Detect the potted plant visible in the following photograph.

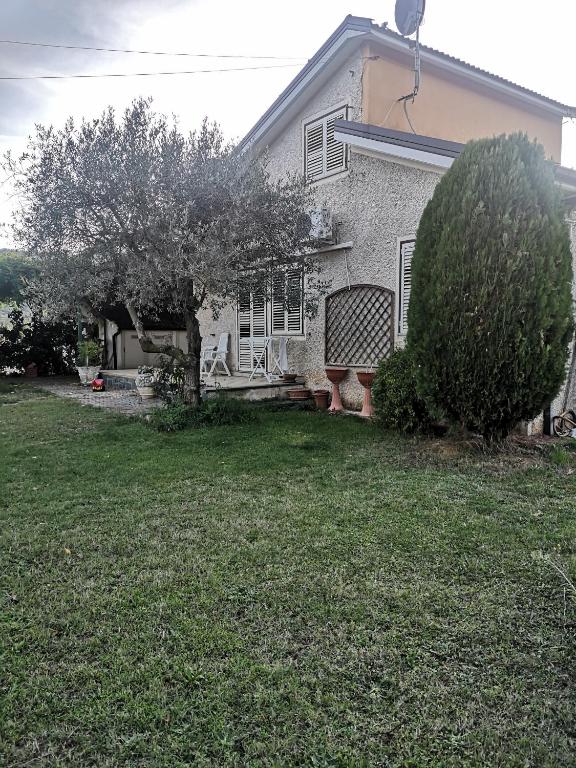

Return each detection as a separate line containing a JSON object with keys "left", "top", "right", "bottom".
{"left": 76, "top": 339, "right": 102, "bottom": 386}
{"left": 135, "top": 365, "right": 156, "bottom": 399}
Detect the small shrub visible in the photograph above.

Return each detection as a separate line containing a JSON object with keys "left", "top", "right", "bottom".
{"left": 147, "top": 402, "right": 194, "bottom": 432}
{"left": 372, "top": 348, "right": 433, "bottom": 433}
{"left": 190, "top": 395, "right": 257, "bottom": 427}
{"left": 77, "top": 339, "right": 102, "bottom": 366}
{"left": 147, "top": 394, "right": 257, "bottom": 432}
{"left": 153, "top": 357, "right": 187, "bottom": 403}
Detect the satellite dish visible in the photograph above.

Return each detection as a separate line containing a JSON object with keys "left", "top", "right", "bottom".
{"left": 395, "top": 0, "right": 425, "bottom": 37}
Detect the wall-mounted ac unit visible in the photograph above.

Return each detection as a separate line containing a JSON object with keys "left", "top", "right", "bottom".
{"left": 308, "top": 208, "right": 334, "bottom": 244}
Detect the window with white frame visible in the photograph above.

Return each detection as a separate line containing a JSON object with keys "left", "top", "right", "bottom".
{"left": 398, "top": 237, "right": 416, "bottom": 336}
{"left": 303, "top": 106, "right": 348, "bottom": 182}
{"left": 271, "top": 266, "right": 304, "bottom": 335}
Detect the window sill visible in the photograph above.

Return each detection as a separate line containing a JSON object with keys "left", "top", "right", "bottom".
{"left": 307, "top": 241, "right": 353, "bottom": 256}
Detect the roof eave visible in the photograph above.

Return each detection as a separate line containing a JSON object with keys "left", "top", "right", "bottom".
{"left": 368, "top": 27, "right": 575, "bottom": 119}
{"left": 238, "top": 15, "right": 371, "bottom": 153}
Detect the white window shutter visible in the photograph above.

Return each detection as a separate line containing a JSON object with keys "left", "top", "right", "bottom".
{"left": 238, "top": 291, "right": 268, "bottom": 371}
{"left": 399, "top": 239, "right": 416, "bottom": 335}
{"left": 305, "top": 122, "right": 324, "bottom": 180}
{"left": 325, "top": 111, "right": 346, "bottom": 174}
{"left": 271, "top": 268, "right": 304, "bottom": 335}
{"left": 286, "top": 268, "right": 304, "bottom": 333}
{"left": 304, "top": 107, "right": 347, "bottom": 181}
{"left": 271, "top": 273, "right": 286, "bottom": 333}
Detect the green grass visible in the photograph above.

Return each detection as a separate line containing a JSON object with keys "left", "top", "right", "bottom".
{"left": 1, "top": 379, "right": 575, "bottom": 767}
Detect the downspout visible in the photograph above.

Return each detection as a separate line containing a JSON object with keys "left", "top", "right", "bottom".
{"left": 112, "top": 329, "right": 121, "bottom": 370}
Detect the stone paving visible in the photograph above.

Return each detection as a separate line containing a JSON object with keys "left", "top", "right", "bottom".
{"left": 28, "top": 377, "right": 160, "bottom": 416}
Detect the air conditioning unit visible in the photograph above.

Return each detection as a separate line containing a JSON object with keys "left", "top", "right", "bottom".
{"left": 308, "top": 208, "right": 334, "bottom": 244}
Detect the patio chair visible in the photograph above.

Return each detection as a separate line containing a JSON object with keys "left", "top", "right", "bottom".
{"left": 203, "top": 332, "right": 231, "bottom": 377}
{"left": 200, "top": 336, "right": 217, "bottom": 377}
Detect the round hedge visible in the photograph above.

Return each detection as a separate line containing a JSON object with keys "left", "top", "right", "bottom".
{"left": 407, "top": 133, "right": 573, "bottom": 442}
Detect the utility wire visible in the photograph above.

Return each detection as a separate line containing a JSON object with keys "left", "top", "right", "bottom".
{"left": 0, "top": 63, "right": 301, "bottom": 80}
{"left": 0, "top": 38, "right": 307, "bottom": 61}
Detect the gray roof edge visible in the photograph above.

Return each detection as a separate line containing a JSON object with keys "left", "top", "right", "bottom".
{"left": 334, "top": 120, "right": 463, "bottom": 158}
{"left": 238, "top": 15, "right": 371, "bottom": 152}
{"left": 335, "top": 119, "right": 576, "bottom": 192}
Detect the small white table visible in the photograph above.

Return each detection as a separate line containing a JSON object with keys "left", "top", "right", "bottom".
{"left": 247, "top": 336, "right": 289, "bottom": 382}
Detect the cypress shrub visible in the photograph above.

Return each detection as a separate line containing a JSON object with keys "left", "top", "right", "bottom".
{"left": 407, "top": 133, "right": 573, "bottom": 442}
{"left": 372, "top": 348, "right": 432, "bottom": 433}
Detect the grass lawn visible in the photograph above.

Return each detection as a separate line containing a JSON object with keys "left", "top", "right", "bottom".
{"left": 1, "top": 379, "right": 575, "bottom": 767}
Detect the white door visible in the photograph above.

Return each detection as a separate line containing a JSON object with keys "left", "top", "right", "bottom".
{"left": 237, "top": 291, "right": 267, "bottom": 372}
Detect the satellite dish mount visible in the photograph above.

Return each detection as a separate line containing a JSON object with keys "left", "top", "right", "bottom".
{"left": 394, "top": 0, "right": 426, "bottom": 126}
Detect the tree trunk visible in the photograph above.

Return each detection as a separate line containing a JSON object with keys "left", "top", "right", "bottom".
{"left": 183, "top": 310, "right": 202, "bottom": 407}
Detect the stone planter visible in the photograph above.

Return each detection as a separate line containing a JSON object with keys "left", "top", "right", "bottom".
{"left": 136, "top": 370, "right": 156, "bottom": 400}
{"left": 77, "top": 365, "right": 101, "bottom": 386}
{"left": 356, "top": 371, "right": 376, "bottom": 418}
{"left": 325, "top": 367, "right": 348, "bottom": 412}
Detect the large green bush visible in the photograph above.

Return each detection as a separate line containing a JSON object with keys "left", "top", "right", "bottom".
{"left": 372, "top": 348, "right": 432, "bottom": 433}
{"left": 407, "top": 133, "right": 573, "bottom": 442}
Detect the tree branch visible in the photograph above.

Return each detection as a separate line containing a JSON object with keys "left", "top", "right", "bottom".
{"left": 125, "top": 302, "right": 186, "bottom": 362}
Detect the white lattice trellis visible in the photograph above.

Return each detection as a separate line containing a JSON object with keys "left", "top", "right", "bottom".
{"left": 325, "top": 285, "right": 394, "bottom": 367}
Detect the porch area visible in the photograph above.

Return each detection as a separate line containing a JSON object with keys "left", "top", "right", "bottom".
{"left": 100, "top": 369, "right": 303, "bottom": 401}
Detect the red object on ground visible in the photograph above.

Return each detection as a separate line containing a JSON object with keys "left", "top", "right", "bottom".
{"left": 24, "top": 363, "right": 38, "bottom": 377}
{"left": 325, "top": 367, "right": 348, "bottom": 412}
{"left": 91, "top": 378, "right": 106, "bottom": 392}
{"left": 356, "top": 371, "right": 376, "bottom": 418}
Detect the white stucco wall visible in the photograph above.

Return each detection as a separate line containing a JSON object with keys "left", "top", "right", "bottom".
{"left": 198, "top": 52, "right": 576, "bottom": 419}
{"left": 198, "top": 50, "right": 442, "bottom": 408}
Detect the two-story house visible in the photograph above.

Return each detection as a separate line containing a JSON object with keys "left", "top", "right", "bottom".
{"left": 103, "top": 15, "right": 576, "bottom": 418}
{"left": 196, "top": 15, "right": 576, "bottom": 413}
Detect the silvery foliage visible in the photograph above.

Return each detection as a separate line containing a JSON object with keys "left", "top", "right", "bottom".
{"left": 6, "top": 98, "right": 324, "bottom": 358}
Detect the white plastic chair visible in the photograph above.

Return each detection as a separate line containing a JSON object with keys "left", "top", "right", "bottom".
{"left": 200, "top": 337, "right": 217, "bottom": 376}
{"left": 203, "top": 333, "right": 231, "bottom": 377}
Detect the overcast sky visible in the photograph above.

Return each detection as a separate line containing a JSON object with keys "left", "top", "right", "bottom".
{"left": 1, "top": 0, "right": 574, "bottom": 246}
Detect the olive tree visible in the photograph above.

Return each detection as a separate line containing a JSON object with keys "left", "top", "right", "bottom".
{"left": 7, "top": 98, "right": 320, "bottom": 404}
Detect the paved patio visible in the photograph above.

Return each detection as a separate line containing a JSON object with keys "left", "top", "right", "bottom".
{"left": 28, "top": 377, "right": 160, "bottom": 416}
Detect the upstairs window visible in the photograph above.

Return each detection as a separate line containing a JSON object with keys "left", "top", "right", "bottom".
{"left": 398, "top": 237, "right": 416, "bottom": 336}
{"left": 304, "top": 106, "right": 348, "bottom": 182}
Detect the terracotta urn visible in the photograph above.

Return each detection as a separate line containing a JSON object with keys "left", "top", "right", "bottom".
{"left": 325, "top": 367, "right": 348, "bottom": 412}
{"left": 356, "top": 371, "right": 376, "bottom": 418}
{"left": 313, "top": 389, "right": 330, "bottom": 410}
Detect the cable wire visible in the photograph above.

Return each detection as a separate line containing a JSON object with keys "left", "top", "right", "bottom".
{"left": 0, "top": 63, "right": 301, "bottom": 81}
{"left": 0, "top": 38, "right": 307, "bottom": 61}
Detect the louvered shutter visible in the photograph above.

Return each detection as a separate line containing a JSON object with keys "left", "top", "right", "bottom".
{"left": 325, "top": 110, "right": 346, "bottom": 174}
{"left": 286, "top": 268, "right": 304, "bottom": 333}
{"left": 271, "top": 268, "right": 303, "bottom": 335}
{"left": 399, "top": 238, "right": 416, "bottom": 335}
{"left": 237, "top": 290, "right": 268, "bottom": 371}
{"left": 304, "top": 121, "right": 324, "bottom": 180}
{"left": 304, "top": 107, "right": 347, "bottom": 181}
{"left": 271, "top": 272, "right": 286, "bottom": 333}
{"left": 237, "top": 290, "right": 252, "bottom": 370}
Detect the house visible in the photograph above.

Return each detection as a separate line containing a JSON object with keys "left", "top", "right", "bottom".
{"left": 103, "top": 15, "right": 576, "bottom": 420}
{"left": 196, "top": 15, "right": 576, "bottom": 414}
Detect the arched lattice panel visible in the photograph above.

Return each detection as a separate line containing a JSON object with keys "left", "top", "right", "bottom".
{"left": 325, "top": 284, "right": 394, "bottom": 367}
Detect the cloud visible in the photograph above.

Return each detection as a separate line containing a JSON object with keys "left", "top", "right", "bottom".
{"left": 0, "top": 0, "right": 187, "bottom": 135}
